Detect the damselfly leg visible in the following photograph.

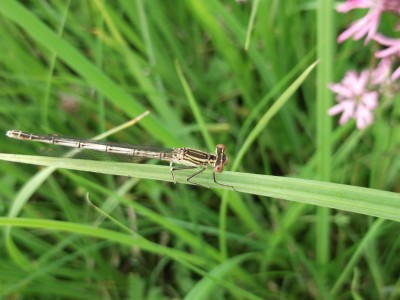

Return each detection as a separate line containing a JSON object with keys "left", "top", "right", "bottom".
{"left": 170, "top": 163, "right": 235, "bottom": 190}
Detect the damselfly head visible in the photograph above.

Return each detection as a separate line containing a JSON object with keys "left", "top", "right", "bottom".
{"left": 214, "top": 144, "right": 229, "bottom": 173}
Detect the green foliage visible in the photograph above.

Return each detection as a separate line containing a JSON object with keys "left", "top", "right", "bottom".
{"left": 0, "top": 1, "right": 399, "bottom": 299}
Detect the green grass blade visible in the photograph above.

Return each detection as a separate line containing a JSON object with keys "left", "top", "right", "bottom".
{"left": 232, "top": 60, "right": 319, "bottom": 171}
{"left": 331, "top": 218, "right": 385, "bottom": 296}
{"left": 1, "top": 153, "right": 399, "bottom": 222}
{"left": 0, "top": 217, "right": 206, "bottom": 266}
{"left": 244, "top": 0, "right": 260, "bottom": 51}
{"left": 0, "top": 0, "right": 179, "bottom": 145}
{"left": 175, "top": 61, "right": 214, "bottom": 150}
{"left": 185, "top": 253, "right": 263, "bottom": 300}
{"left": 316, "top": 0, "right": 334, "bottom": 274}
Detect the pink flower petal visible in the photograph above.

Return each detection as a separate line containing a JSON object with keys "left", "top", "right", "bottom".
{"left": 355, "top": 71, "right": 370, "bottom": 92}
{"left": 338, "top": 18, "right": 368, "bottom": 43}
{"left": 337, "top": 0, "right": 375, "bottom": 13}
{"left": 328, "top": 83, "right": 354, "bottom": 98}
{"left": 383, "top": 0, "right": 400, "bottom": 14}
{"left": 371, "top": 58, "right": 392, "bottom": 84}
{"left": 339, "top": 107, "right": 354, "bottom": 125}
{"left": 328, "top": 103, "right": 345, "bottom": 116}
{"left": 338, "top": 101, "right": 356, "bottom": 124}
{"left": 375, "top": 46, "right": 400, "bottom": 58}
{"left": 374, "top": 33, "right": 396, "bottom": 46}
{"left": 355, "top": 107, "right": 373, "bottom": 129}
{"left": 391, "top": 66, "right": 400, "bottom": 81}
{"left": 365, "top": 15, "right": 379, "bottom": 41}
{"left": 361, "top": 92, "right": 378, "bottom": 109}
{"left": 343, "top": 71, "right": 359, "bottom": 83}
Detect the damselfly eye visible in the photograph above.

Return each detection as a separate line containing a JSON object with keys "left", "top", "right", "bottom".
{"left": 224, "top": 155, "right": 229, "bottom": 165}
{"left": 214, "top": 164, "right": 223, "bottom": 173}
{"left": 216, "top": 144, "right": 225, "bottom": 151}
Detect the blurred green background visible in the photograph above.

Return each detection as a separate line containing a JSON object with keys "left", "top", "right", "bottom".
{"left": 0, "top": 1, "right": 399, "bottom": 299}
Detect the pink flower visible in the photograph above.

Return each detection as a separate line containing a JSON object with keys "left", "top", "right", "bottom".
{"left": 337, "top": 0, "right": 400, "bottom": 15}
{"left": 371, "top": 57, "right": 393, "bottom": 85}
{"left": 328, "top": 71, "right": 379, "bottom": 129}
{"left": 374, "top": 34, "right": 400, "bottom": 80}
{"left": 337, "top": 0, "right": 400, "bottom": 43}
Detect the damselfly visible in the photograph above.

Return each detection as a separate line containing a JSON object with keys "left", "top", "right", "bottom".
{"left": 6, "top": 130, "right": 234, "bottom": 189}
